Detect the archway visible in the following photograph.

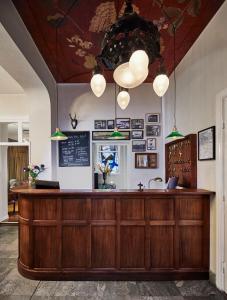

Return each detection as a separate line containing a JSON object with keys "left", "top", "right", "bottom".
{"left": 0, "top": 23, "right": 52, "bottom": 221}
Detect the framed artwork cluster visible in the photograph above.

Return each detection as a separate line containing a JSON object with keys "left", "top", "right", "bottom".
{"left": 93, "top": 113, "right": 161, "bottom": 169}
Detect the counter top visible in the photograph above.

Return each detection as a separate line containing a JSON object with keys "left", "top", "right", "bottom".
{"left": 13, "top": 187, "right": 214, "bottom": 196}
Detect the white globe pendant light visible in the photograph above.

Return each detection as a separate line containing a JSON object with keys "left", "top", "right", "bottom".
{"left": 113, "top": 62, "right": 148, "bottom": 89}
{"left": 90, "top": 73, "right": 106, "bottom": 97}
{"left": 129, "top": 50, "right": 149, "bottom": 77}
{"left": 153, "top": 73, "right": 169, "bottom": 97}
{"left": 117, "top": 90, "right": 130, "bottom": 110}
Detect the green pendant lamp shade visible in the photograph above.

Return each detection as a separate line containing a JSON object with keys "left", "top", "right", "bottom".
{"left": 51, "top": 128, "right": 68, "bottom": 141}
{"left": 166, "top": 126, "right": 184, "bottom": 139}
{"left": 109, "top": 127, "right": 125, "bottom": 139}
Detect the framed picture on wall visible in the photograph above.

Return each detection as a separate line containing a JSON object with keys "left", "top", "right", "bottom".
{"left": 92, "top": 131, "right": 131, "bottom": 140}
{"left": 132, "top": 140, "right": 146, "bottom": 152}
{"left": 131, "top": 119, "right": 144, "bottom": 129}
{"left": 107, "top": 120, "right": 115, "bottom": 129}
{"left": 145, "top": 113, "right": 160, "bottom": 124}
{"left": 147, "top": 138, "right": 157, "bottom": 150}
{"left": 116, "top": 118, "right": 130, "bottom": 129}
{"left": 198, "top": 126, "right": 216, "bottom": 160}
{"left": 131, "top": 130, "right": 144, "bottom": 139}
{"left": 135, "top": 153, "right": 158, "bottom": 169}
{"left": 146, "top": 125, "right": 161, "bottom": 136}
{"left": 94, "top": 120, "right": 106, "bottom": 130}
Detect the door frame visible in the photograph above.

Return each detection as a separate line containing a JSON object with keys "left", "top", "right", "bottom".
{"left": 0, "top": 117, "right": 30, "bottom": 222}
{"left": 92, "top": 141, "right": 130, "bottom": 189}
{"left": 216, "top": 88, "right": 227, "bottom": 291}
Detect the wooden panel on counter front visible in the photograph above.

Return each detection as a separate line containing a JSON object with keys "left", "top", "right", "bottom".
{"left": 16, "top": 189, "right": 213, "bottom": 280}
{"left": 34, "top": 226, "right": 58, "bottom": 268}
{"left": 120, "top": 226, "right": 145, "bottom": 269}
{"left": 91, "top": 226, "right": 116, "bottom": 268}
{"left": 62, "top": 225, "right": 89, "bottom": 268}
{"left": 165, "top": 134, "right": 197, "bottom": 188}
{"left": 150, "top": 226, "right": 174, "bottom": 268}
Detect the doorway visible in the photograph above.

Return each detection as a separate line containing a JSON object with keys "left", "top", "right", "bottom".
{"left": 0, "top": 120, "right": 30, "bottom": 224}
{"left": 92, "top": 143, "right": 128, "bottom": 189}
{"left": 6, "top": 146, "right": 29, "bottom": 222}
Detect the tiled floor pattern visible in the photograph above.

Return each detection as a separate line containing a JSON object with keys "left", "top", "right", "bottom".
{"left": 0, "top": 225, "right": 227, "bottom": 300}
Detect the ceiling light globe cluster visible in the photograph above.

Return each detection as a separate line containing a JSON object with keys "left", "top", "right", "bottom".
{"left": 113, "top": 50, "right": 149, "bottom": 90}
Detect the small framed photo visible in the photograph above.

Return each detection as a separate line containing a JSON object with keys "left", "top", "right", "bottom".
{"left": 135, "top": 153, "right": 158, "bottom": 169}
{"left": 147, "top": 138, "right": 157, "bottom": 150}
{"left": 131, "top": 119, "right": 144, "bottom": 129}
{"left": 146, "top": 125, "right": 161, "bottom": 136}
{"left": 145, "top": 113, "right": 160, "bottom": 124}
{"left": 132, "top": 140, "right": 146, "bottom": 152}
{"left": 116, "top": 118, "right": 130, "bottom": 129}
{"left": 94, "top": 120, "right": 106, "bottom": 130}
{"left": 131, "top": 130, "right": 144, "bottom": 139}
{"left": 198, "top": 126, "right": 215, "bottom": 160}
{"left": 107, "top": 119, "right": 115, "bottom": 129}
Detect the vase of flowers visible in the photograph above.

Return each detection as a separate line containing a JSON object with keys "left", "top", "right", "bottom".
{"left": 23, "top": 164, "right": 46, "bottom": 187}
{"left": 98, "top": 162, "right": 112, "bottom": 187}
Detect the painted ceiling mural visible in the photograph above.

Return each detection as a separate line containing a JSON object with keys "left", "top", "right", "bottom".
{"left": 12, "top": 0, "right": 224, "bottom": 83}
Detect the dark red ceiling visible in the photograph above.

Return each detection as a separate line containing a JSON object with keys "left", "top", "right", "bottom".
{"left": 12, "top": 0, "right": 224, "bottom": 83}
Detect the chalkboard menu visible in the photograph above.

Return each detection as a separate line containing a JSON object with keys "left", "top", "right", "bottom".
{"left": 59, "top": 131, "right": 90, "bottom": 167}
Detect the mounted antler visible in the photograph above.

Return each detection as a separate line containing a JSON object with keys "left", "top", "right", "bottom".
{"left": 69, "top": 113, "right": 78, "bottom": 129}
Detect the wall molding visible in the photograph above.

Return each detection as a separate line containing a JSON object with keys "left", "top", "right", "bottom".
{"left": 215, "top": 88, "right": 227, "bottom": 292}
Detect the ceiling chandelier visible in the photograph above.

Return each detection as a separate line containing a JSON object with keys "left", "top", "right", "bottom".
{"left": 90, "top": 0, "right": 169, "bottom": 107}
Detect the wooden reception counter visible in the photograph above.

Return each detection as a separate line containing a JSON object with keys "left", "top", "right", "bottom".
{"left": 15, "top": 188, "right": 213, "bottom": 280}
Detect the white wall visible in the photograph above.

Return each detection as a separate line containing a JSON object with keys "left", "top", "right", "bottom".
{"left": 164, "top": 1, "right": 227, "bottom": 276}
{"left": 58, "top": 83, "right": 164, "bottom": 189}
{"left": 0, "top": 94, "right": 28, "bottom": 118}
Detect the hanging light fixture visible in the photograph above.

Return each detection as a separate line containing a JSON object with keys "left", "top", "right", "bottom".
{"left": 129, "top": 50, "right": 149, "bottom": 79}
{"left": 109, "top": 85, "right": 125, "bottom": 140}
{"left": 51, "top": 85, "right": 68, "bottom": 141}
{"left": 166, "top": 27, "right": 184, "bottom": 140}
{"left": 51, "top": 25, "right": 68, "bottom": 141}
{"left": 153, "top": 74, "right": 169, "bottom": 97}
{"left": 117, "top": 87, "right": 130, "bottom": 110}
{"left": 91, "top": 0, "right": 167, "bottom": 101}
{"left": 113, "top": 62, "right": 148, "bottom": 89}
{"left": 51, "top": 127, "right": 68, "bottom": 141}
{"left": 90, "top": 65, "right": 106, "bottom": 97}
{"left": 153, "top": 60, "right": 169, "bottom": 97}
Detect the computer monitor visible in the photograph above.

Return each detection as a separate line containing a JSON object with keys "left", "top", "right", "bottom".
{"left": 35, "top": 180, "right": 60, "bottom": 189}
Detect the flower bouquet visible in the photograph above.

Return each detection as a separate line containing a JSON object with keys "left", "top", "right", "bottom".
{"left": 97, "top": 162, "right": 112, "bottom": 186}
{"left": 23, "top": 164, "right": 46, "bottom": 186}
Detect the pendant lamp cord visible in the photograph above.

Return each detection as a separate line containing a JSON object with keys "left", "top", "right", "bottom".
{"left": 55, "top": 25, "right": 59, "bottom": 129}
{"left": 115, "top": 83, "right": 117, "bottom": 121}
{"left": 173, "top": 25, "right": 177, "bottom": 128}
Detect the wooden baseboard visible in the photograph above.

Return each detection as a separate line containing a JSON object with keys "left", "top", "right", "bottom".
{"left": 18, "top": 260, "right": 209, "bottom": 281}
